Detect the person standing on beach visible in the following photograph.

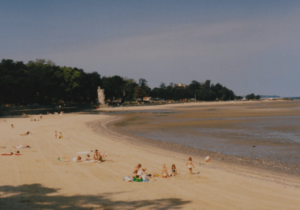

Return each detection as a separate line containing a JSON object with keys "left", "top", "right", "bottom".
{"left": 55, "top": 131, "right": 57, "bottom": 139}
{"left": 186, "top": 157, "right": 195, "bottom": 174}
{"left": 162, "top": 164, "right": 169, "bottom": 178}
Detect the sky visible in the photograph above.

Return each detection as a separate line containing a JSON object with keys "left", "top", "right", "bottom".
{"left": 1, "top": 0, "right": 300, "bottom": 97}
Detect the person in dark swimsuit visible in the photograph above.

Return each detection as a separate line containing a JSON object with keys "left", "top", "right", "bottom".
{"left": 171, "top": 164, "right": 177, "bottom": 176}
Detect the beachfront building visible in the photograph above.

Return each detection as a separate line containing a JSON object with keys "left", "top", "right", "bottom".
{"left": 174, "top": 83, "right": 187, "bottom": 88}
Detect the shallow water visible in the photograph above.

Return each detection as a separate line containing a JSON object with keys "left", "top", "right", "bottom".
{"left": 130, "top": 116, "right": 300, "bottom": 161}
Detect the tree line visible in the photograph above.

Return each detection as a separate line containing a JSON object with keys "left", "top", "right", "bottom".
{"left": 1, "top": 59, "right": 251, "bottom": 105}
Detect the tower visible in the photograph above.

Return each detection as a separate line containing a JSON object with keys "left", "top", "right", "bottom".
{"left": 97, "top": 86, "right": 105, "bottom": 105}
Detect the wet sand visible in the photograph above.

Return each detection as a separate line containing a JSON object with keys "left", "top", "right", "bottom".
{"left": 106, "top": 100, "right": 300, "bottom": 176}
{"left": 1, "top": 102, "right": 300, "bottom": 209}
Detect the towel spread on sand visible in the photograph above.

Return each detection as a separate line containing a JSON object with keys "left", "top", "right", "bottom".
{"left": 77, "top": 151, "right": 92, "bottom": 154}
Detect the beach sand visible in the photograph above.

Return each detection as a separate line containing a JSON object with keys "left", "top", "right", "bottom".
{"left": 1, "top": 102, "right": 300, "bottom": 209}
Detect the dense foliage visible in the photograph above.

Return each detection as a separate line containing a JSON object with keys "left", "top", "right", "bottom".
{"left": 1, "top": 59, "right": 241, "bottom": 105}
{"left": 0, "top": 59, "right": 101, "bottom": 105}
{"left": 246, "top": 93, "right": 261, "bottom": 100}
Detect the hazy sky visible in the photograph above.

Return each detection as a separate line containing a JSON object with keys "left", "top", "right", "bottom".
{"left": 1, "top": 0, "right": 300, "bottom": 96}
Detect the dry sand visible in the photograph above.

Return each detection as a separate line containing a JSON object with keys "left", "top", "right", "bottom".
{"left": 1, "top": 101, "right": 300, "bottom": 209}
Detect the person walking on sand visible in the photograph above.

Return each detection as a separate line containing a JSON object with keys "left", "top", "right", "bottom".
{"left": 186, "top": 157, "right": 195, "bottom": 174}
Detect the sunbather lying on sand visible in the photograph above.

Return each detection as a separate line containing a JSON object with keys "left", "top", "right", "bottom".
{"left": 13, "top": 145, "right": 31, "bottom": 149}
{"left": 20, "top": 131, "right": 32, "bottom": 136}
{"left": 2, "top": 151, "right": 20, "bottom": 156}
{"left": 73, "top": 156, "right": 97, "bottom": 163}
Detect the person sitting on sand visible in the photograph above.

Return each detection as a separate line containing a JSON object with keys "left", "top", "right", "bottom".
{"left": 132, "top": 170, "right": 143, "bottom": 182}
{"left": 186, "top": 157, "right": 195, "bottom": 174}
{"left": 141, "top": 168, "right": 151, "bottom": 182}
{"left": 13, "top": 145, "right": 30, "bottom": 149}
{"left": 20, "top": 131, "right": 32, "bottom": 136}
{"left": 162, "top": 164, "right": 169, "bottom": 178}
{"left": 59, "top": 132, "right": 63, "bottom": 139}
{"left": 133, "top": 164, "right": 142, "bottom": 176}
{"left": 171, "top": 164, "right": 177, "bottom": 176}
{"left": 76, "top": 156, "right": 83, "bottom": 162}
{"left": 93, "top": 150, "right": 101, "bottom": 160}
{"left": 205, "top": 156, "right": 211, "bottom": 162}
{"left": 100, "top": 151, "right": 107, "bottom": 161}
{"left": 85, "top": 154, "right": 91, "bottom": 161}
{"left": 11, "top": 124, "right": 14, "bottom": 128}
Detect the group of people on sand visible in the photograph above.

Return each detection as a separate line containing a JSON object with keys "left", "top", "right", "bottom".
{"left": 130, "top": 157, "right": 196, "bottom": 182}
{"left": 76, "top": 150, "right": 107, "bottom": 163}
{"left": 55, "top": 131, "right": 63, "bottom": 139}
{"left": 1, "top": 145, "right": 31, "bottom": 156}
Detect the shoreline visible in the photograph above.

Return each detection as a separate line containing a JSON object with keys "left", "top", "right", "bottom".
{"left": 89, "top": 114, "right": 300, "bottom": 180}
{"left": 92, "top": 100, "right": 300, "bottom": 178}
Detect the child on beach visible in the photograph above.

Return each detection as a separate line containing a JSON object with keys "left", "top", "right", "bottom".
{"left": 59, "top": 132, "right": 63, "bottom": 139}
{"left": 186, "top": 157, "right": 195, "bottom": 174}
{"left": 11, "top": 124, "right": 14, "bottom": 128}
{"left": 171, "top": 164, "right": 177, "bottom": 176}
{"left": 76, "top": 156, "right": 83, "bottom": 162}
{"left": 55, "top": 131, "right": 57, "bottom": 139}
{"left": 141, "top": 168, "right": 151, "bottom": 182}
{"left": 85, "top": 154, "right": 91, "bottom": 161}
{"left": 162, "top": 164, "right": 169, "bottom": 178}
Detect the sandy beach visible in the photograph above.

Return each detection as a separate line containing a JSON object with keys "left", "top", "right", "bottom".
{"left": 1, "top": 101, "right": 300, "bottom": 209}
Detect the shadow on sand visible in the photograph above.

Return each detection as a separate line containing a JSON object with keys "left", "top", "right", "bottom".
{"left": 0, "top": 184, "right": 191, "bottom": 210}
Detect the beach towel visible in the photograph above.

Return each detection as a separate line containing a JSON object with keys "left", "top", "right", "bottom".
{"left": 133, "top": 177, "right": 143, "bottom": 182}
{"left": 72, "top": 157, "right": 98, "bottom": 163}
{"left": 77, "top": 151, "right": 93, "bottom": 154}
{"left": 123, "top": 176, "right": 132, "bottom": 181}
{"left": 1, "top": 153, "right": 21, "bottom": 156}
{"left": 15, "top": 145, "right": 30, "bottom": 149}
